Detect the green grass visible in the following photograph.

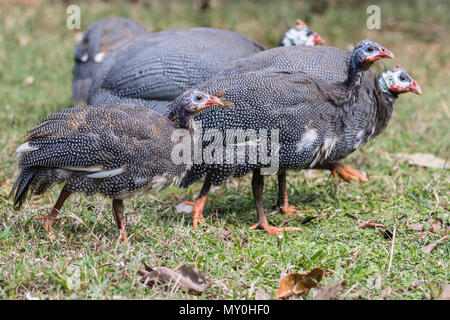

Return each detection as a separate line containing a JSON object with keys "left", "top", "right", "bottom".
{"left": 0, "top": 0, "right": 449, "bottom": 300}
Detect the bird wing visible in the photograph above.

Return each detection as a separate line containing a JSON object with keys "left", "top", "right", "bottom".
{"left": 20, "top": 105, "right": 173, "bottom": 171}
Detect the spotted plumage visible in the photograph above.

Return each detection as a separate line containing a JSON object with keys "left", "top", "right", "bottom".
{"left": 72, "top": 17, "right": 148, "bottom": 103}
{"left": 10, "top": 91, "right": 225, "bottom": 241}
{"left": 173, "top": 44, "right": 420, "bottom": 233}
{"left": 87, "top": 28, "right": 265, "bottom": 115}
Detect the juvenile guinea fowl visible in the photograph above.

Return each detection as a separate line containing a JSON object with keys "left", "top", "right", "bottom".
{"left": 87, "top": 28, "right": 265, "bottom": 114}
{"left": 9, "top": 92, "right": 225, "bottom": 241}
{"left": 181, "top": 65, "right": 420, "bottom": 233}
{"left": 183, "top": 39, "right": 395, "bottom": 226}
{"left": 281, "top": 19, "right": 324, "bottom": 47}
{"left": 72, "top": 17, "right": 148, "bottom": 104}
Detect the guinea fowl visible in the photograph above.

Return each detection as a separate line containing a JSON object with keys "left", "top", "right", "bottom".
{"left": 9, "top": 91, "right": 225, "bottom": 241}
{"left": 281, "top": 19, "right": 324, "bottom": 47}
{"left": 87, "top": 28, "right": 265, "bottom": 114}
{"left": 182, "top": 39, "right": 395, "bottom": 228}
{"left": 182, "top": 66, "right": 421, "bottom": 233}
{"left": 72, "top": 17, "right": 148, "bottom": 103}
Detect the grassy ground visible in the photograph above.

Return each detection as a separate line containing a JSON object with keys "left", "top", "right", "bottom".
{"left": 0, "top": 0, "right": 448, "bottom": 300}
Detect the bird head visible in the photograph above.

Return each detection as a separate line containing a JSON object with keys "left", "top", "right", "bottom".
{"left": 171, "top": 90, "right": 227, "bottom": 129}
{"left": 379, "top": 65, "right": 422, "bottom": 95}
{"left": 281, "top": 19, "right": 324, "bottom": 47}
{"left": 180, "top": 90, "right": 226, "bottom": 115}
{"left": 352, "top": 39, "right": 394, "bottom": 70}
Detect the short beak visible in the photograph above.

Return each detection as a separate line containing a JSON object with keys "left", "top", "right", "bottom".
{"left": 313, "top": 32, "right": 324, "bottom": 45}
{"left": 366, "top": 46, "right": 395, "bottom": 62}
{"left": 194, "top": 96, "right": 226, "bottom": 114}
{"left": 409, "top": 80, "right": 423, "bottom": 95}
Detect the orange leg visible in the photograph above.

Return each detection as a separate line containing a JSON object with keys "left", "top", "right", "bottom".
{"left": 332, "top": 162, "right": 368, "bottom": 183}
{"left": 251, "top": 169, "right": 300, "bottom": 235}
{"left": 34, "top": 187, "right": 71, "bottom": 241}
{"left": 184, "top": 196, "right": 208, "bottom": 229}
{"left": 250, "top": 215, "right": 300, "bottom": 235}
{"left": 277, "top": 172, "right": 315, "bottom": 216}
{"left": 112, "top": 199, "right": 127, "bottom": 242}
{"left": 184, "top": 177, "right": 212, "bottom": 229}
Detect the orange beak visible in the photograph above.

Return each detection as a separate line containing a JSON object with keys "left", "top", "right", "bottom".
{"left": 366, "top": 46, "right": 395, "bottom": 62}
{"left": 194, "top": 96, "right": 226, "bottom": 114}
{"left": 408, "top": 80, "right": 423, "bottom": 95}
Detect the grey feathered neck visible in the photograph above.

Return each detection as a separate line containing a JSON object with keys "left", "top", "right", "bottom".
{"left": 371, "top": 73, "right": 397, "bottom": 139}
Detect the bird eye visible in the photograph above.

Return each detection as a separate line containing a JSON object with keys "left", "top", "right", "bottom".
{"left": 194, "top": 94, "right": 204, "bottom": 102}
{"left": 399, "top": 74, "right": 407, "bottom": 81}
{"left": 306, "top": 30, "right": 313, "bottom": 37}
{"left": 367, "top": 46, "right": 374, "bottom": 52}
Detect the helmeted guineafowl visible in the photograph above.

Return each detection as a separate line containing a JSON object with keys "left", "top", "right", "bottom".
{"left": 181, "top": 39, "right": 395, "bottom": 227}
{"left": 9, "top": 91, "right": 226, "bottom": 241}
{"left": 72, "top": 17, "right": 148, "bottom": 103}
{"left": 87, "top": 28, "right": 265, "bottom": 114}
{"left": 281, "top": 19, "right": 324, "bottom": 47}
{"left": 172, "top": 45, "right": 420, "bottom": 234}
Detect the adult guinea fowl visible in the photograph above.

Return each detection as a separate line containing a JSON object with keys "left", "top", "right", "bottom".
{"left": 9, "top": 91, "right": 226, "bottom": 241}
{"left": 87, "top": 28, "right": 265, "bottom": 114}
{"left": 182, "top": 39, "right": 395, "bottom": 228}
{"left": 180, "top": 66, "right": 421, "bottom": 233}
{"left": 72, "top": 17, "right": 148, "bottom": 103}
{"left": 86, "top": 21, "right": 324, "bottom": 112}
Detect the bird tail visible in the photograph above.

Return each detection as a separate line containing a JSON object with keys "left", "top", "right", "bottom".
{"left": 9, "top": 168, "right": 35, "bottom": 209}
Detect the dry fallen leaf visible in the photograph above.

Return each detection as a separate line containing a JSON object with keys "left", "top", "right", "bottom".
{"left": 395, "top": 153, "right": 448, "bottom": 169}
{"left": 218, "top": 228, "right": 233, "bottom": 242}
{"left": 437, "top": 284, "right": 450, "bottom": 300}
{"left": 312, "top": 279, "right": 346, "bottom": 300}
{"left": 358, "top": 220, "right": 386, "bottom": 229}
{"left": 276, "top": 268, "right": 324, "bottom": 299}
{"left": 421, "top": 234, "right": 448, "bottom": 254}
{"left": 430, "top": 218, "right": 443, "bottom": 234}
{"left": 138, "top": 262, "right": 207, "bottom": 293}
{"left": 358, "top": 219, "right": 392, "bottom": 239}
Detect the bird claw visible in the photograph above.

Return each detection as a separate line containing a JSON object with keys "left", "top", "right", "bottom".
{"left": 34, "top": 215, "right": 57, "bottom": 241}
{"left": 250, "top": 222, "right": 300, "bottom": 235}
{"left": 333, "top": 164, "right": 368, "bottom": 183}
{"left": 184, "top": 197, "right": 209, "bottom": 229}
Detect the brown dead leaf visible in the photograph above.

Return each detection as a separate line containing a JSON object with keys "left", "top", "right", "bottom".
{"left": 358, "top": 220, "right": 386, "bottom": 229}
{"left": 379, "top": 228, "right": 393, "bottom": 239}
{"left": 255, "top": 288, "right": 271, "bottom": 300}
{"left": 395, "top": 153, "right": 448, "bottom": 169}
{"left": 437, "top": 285, "right": 450, "bottom": 300}
{"left": 421, "top": 234, "right": 448, "bottom": 254}
{"left": 430, "top": 218, "right": 443, "bottom": 234}
{"left": 276, "top": 268, "right": 324, "bottom": 299}
{"left": 138, "top": 262, "right": 207, "bottom": 293}
{"left": 312, "top": 279, "right": 346, "bottom": 300}
{"left": 409, "top": 223, "right": 424, "bottom": 232}
{"left": 218, "top": 228, "right": 233, "bottom": 242}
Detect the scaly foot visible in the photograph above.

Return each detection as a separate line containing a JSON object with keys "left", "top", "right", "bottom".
{"left": 183, "top": 198, "right": 208, "bottom": 229}
{"left": 34, "top": 215, "right": 57, "bottom": 241}
{"left": 332, "top": 163, "right": 368, "bottom": 183}
{"left": 250, "top": 216, "right": 300, "bottom": 235}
